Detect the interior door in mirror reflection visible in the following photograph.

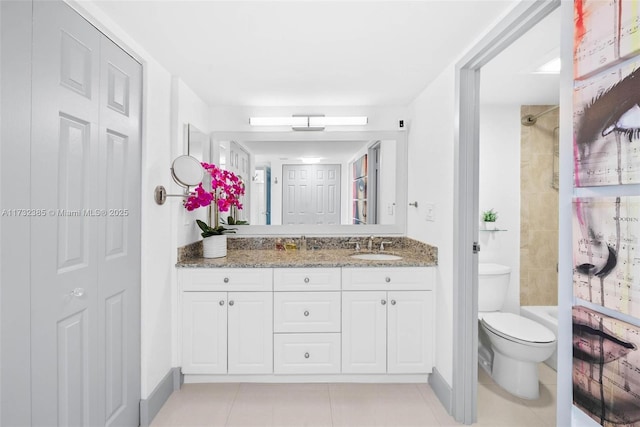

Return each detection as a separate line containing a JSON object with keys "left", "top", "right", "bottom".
{"left": 282, "top": 164, "right": 341, "bottom": 225}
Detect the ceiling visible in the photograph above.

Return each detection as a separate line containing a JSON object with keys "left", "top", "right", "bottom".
{"left": 93, "top": 0, "right": 517, "bottom": 107}
{"left": 480, "top": 7, "right": 561, "bottom": 105}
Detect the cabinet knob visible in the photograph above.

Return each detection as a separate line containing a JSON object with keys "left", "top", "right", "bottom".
{"left": 228, "top": 300, "right": 234, "bottom": 306}
{"left": 385, "top": 277, "right": 391, "bottom": 283}
{"left": 381, "top": 299, "right": 387, "bottom": 305}
{"left": 223, "top": 277, "right": 230, "bottom": 283}
{"left": 304, "top": 352, "right": 310, "bottom": 359}
{"left": 69, "top": 287, "right": 85, "bottom": 297}
{"left": 304, "top": 310, "right": 310, "bottom": 317}
{"left": 219, "top": 300, "right": 225, "bottom": 306}
{"left": 304, "top": 277, "right": 310, "bottom": 283}
{"left": 391, "top": 300, "right": 396, "bottom": 305}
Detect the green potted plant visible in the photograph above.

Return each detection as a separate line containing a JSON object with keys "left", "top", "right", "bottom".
{"left": 481, "top": 209, "right": 498, "bottom": 230}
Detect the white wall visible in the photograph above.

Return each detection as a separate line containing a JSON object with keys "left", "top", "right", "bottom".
{"left": 478, "top": 104, "right": 521, "bottom": 314}
{"left": 407, "top": 65, "right": 456, "bottom": 386}
{"left": 175, "top": 78, "right": 213, "bottom": 248}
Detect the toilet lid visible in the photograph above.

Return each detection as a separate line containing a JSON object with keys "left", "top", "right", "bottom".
{"left": 481, "top": 312, "right": 556, "bottom": 343}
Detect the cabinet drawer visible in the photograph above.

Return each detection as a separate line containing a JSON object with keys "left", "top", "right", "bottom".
{"left": 274, "top": 333, "right": 341, "bottom": 374}
{"left": 180, "top": 268, "right": 272, "bottom": 291}
{"left": 342, "top": 267, "right": 434, "bottom": 291}
{"left": 274, "top": 268, "right": 341, "bottom": 291}
{"left": 274, "top": 292, "right": 341, "bottom": 333}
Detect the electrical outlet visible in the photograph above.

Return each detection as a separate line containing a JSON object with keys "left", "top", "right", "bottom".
{"left": 425, "top": 203, "right": 436, "bottom": 222}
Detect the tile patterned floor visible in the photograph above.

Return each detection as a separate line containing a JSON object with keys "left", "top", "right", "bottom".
{"left": 151, "top": 364, "right": 557, "bottom": 426}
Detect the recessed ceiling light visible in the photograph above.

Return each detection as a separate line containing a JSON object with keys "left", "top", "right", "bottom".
{"left": 533, "top": 57, "right": 561, "bottom": 74}
{"left": 300, "top": 157, "right": 321, "bottom": 164}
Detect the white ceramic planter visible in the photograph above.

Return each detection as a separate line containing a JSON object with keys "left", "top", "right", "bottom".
{"left": 203, "top": 234, "right": 227, "bottom": 258}
{"left": 483, "top": 221, "right": 498, "bottom": 230}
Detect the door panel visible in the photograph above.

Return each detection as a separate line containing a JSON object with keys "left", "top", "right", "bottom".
{"left": 228, "top": 292, "right": 273, "bottom": 374}
{"left": 342, "top": 291, "right": 387, "bottom": 373}
{"left": 98, "top": 36, "right": 141, "bottom": 426}
{"left": 57, "top": 310, "right": 91, "bottom": 427}
{"left": 387, "top": 291, "right": 433, "bottom": 374}
{"left": 31, "top": 2, "right": 101, "bottom": 424}
{"left": 31, "top": 2, "right": 141, "bottom": 425}
{"left": 181, "top": 292, "right": 228, "bottom": 374}
{"left": 282, "top": 164, "right": 341, "bottom": 225}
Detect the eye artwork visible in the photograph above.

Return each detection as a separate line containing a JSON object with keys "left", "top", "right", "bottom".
{"left": 573, "top": 0, "right": 640, "bottom": 187}
{"left": 574, "top": 60, "right": 640, "bottom": 187}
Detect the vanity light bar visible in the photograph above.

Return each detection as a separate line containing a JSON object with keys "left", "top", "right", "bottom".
{"left": 249, "top": 116, "right": 368, "bottom": 128}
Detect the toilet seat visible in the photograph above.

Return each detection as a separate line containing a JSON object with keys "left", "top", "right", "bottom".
{"left": 481, "top": 312, "right": 555, "bottom": 344}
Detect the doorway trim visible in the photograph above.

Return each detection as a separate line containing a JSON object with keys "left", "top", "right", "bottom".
{"left": 452, "top": 0, "right": 560, "bottom": 423}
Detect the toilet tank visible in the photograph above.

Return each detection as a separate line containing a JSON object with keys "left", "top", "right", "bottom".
{"left": 478, "top": 263, "right": 511, "bottom": 312}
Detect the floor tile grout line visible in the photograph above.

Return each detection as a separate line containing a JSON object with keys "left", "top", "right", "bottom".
{"left": 223, "top": 383, "right": 242, "bottom": 427}
{"left": 327, "top": 383, "right": 335, "bottom": 427}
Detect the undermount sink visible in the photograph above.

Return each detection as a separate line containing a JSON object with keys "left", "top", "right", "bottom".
{"left": 350, "top": 253, "right": 403, "bottom": 261}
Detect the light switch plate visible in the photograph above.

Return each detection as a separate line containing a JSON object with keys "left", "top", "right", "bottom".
{"left": 425, "top": 203, "right": 436, "bottom": 222}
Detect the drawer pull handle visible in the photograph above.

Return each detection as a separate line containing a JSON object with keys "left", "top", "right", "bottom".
{"left": 223, "top": 277, "right": 229, "bottom": 283}
{"left": 385, "top": 277, "right": 391, "bottom": 283}
{"left": 381, "top": 299, "right": 387, "bottom": 305}
{"left": 219, "top": 300, "right": 225, "bottom": 306}
{"left": 304, "top": 310, "right": 310, "bottom": 317}
{"left": 304, "top": 352, "right": 310, "bottom": 359}
{"left": 228, "top": 300, "right": 234, "bottom": 306}
{"left": 391, "top": 300, "right": 396, "bottom": 305}
{"left": 304, "top": 277, "right": 310, "bottom": 283}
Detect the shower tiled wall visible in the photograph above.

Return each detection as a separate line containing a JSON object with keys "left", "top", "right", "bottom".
{"left": 520, "top": 105, "right": 559, "bottom": 306}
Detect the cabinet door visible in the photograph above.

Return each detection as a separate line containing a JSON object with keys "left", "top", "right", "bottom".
{"left": 387, "top": 291, "right": 433, "bottom": 374}
{"left": 342, "top": 291, "right": 387, "bottom": 373}
{"left": 182, "top": 292, "right": 227, "bottom": 374}
{"left": 227, "top": 292, "right": 273, "bottom": 374}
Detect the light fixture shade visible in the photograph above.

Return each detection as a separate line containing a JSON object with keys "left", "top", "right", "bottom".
{"left": 309, "top": 116, "right": 368, "bottom": 126}
{"left": 249, "top": 116, "right": 308, "bottom": 126}
{"left": 249, "top": 115, "right": 368, "bottom": 128}
{"left": 533, "top": 57, "right": 561, "bottom": 74}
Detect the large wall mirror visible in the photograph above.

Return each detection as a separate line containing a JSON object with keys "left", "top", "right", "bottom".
{"left": 187, "top": 127, "right": 407, "bottom": 235}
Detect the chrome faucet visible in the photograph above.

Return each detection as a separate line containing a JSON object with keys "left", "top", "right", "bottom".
{"left": 380, "top": 241, "right": 393, "bottom": 251}
{"left": 367, "top": 235, "right": 374, "bottom": 251}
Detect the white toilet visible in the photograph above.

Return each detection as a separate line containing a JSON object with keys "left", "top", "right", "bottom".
{"left": 478, "top": 263, "right": 556, "bottom": 400}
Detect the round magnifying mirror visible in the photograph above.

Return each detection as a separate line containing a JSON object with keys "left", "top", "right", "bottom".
{"left": 171, "top": 155, "right": 204, "bottom": 188}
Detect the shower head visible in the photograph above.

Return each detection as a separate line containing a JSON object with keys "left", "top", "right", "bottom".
{"left": 521, "top": 105, "right": 559, "bottom": 127}
{"left": 521, "top": 115, "right": 537, "bottom": 126}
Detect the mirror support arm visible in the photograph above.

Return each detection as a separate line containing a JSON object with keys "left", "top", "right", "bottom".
{"left": 154, "top": 185, "right": 190, "bottom": 205}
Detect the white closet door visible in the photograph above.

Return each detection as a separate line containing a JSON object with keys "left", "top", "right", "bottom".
{"left": 97, "top": 36, "right": 142, "bottom": 427}
{"left": 282, "top": 164, "right": 341, "bottom": 225}
{"left": 30, "top": 2, "right": 141, "bottom": 425}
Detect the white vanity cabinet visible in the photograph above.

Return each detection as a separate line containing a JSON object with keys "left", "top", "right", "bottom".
{"left": 341, "top": 268, "right": 434, "bottom": 374}
{"left": 180, "top": 269, "right": 273, "bottom": 375}
{"left": 178, "top": 265, "right": 434, "bottom": 380}
{"left": 273, "top": 268, "right": 342, "bottom": 374}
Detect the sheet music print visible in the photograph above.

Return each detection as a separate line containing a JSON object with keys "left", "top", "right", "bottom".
{"left": 574, "top": 0, "right": 618, "bottom": 80}
{"left": 573, "top": 306, "right": 640, "bottom": 426}
{"left": 573, "top": 197, "right": 640, "bottom": 316}
{"left": 621, "top": 1, "right": 640, "bottom": 58}
{"left": 573, "top": 58, "right": 640, "bottom": 186}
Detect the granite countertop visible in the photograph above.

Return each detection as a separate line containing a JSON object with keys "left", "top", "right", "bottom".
{"left": 176, "top": 237, "right": 437, "bottom": 268}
